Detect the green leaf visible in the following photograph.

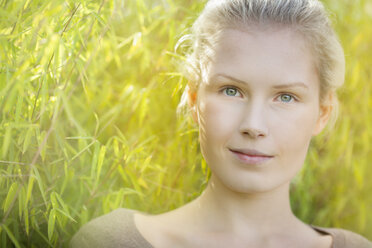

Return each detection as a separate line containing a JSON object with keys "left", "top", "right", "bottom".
{"left": 91, "top": 11, "right": 106, "bottom": 26}
{"left": 70, "top": 140, "right": 96, "bottom": 162}
{"left": 22, "top": 128, "right": 34, "bottom": 154}
{"left": 48, "top": 209, "right": 56, "bottom": 241}
{"left": 33, "top": 167, "right": 47, "bottom": 206}
{"left": 39, "top": 130, "right": 47, "bottom": 162}
{"left": 24, "top": 207, "right": 29, "bottom": 236}
{"left": 2, "top": 224, "right": 21, "bottom": 248}
{"left": 56, "top": 208, "right": 76, "bottom": 223}
{"left": 54, "top": 192, "right": 76, "bottom": 221}
{"left": 15, "top": 90, "right": 24, "bottom": 123}
{"left": 2, "top": 125, "right": 12, "bottom": 159}
{"left": 18, "top": 186, "right": 26, "bottom": 218}
{"left": 26, "top": 175, "right": 35, "bottom": 204}
{"left": 3, "top": 182, "right": 18, "bottom": 213}
{"left": 90, "top": 142, "right": 100, "bottom": 178}
{"left": 50, "top": 192, "right": 58, "bottom": 209}
{"left": 96, "top": 145, "right": 106, "bottom": 182}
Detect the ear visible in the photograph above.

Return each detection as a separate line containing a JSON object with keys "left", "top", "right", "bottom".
{"left": 312, "top": 92, "right": 334, "bottom": 136}
{"left": 187, "top": 84, "right": 199, "bottom": 124}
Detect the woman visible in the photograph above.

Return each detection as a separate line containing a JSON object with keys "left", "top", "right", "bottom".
{"left": 71, "top": 0, "right": 372, "bottom": 247}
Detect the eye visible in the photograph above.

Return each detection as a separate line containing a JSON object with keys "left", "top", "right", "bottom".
{"left": 278, "top": 93, "right": 295, "bottom": 103}
{"left": 222, "top": 87, "right": 242, "bottom": 97}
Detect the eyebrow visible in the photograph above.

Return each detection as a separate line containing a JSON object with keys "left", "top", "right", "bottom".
{"left": 211, "top": 74, "right": 309, "bottom": 90}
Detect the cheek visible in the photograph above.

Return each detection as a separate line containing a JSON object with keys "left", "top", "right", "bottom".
{"left": 198, "top": 97, "right": 243, "bottom": 142}
{"left": 270, "top": 105, "right": 319, "bottom": 156}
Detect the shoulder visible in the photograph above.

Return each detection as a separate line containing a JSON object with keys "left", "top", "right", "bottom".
{"left": 313, "top": 226, "right": 372, "bottom": 248}
{"left": 70, "top": 208, "right": 153, "bottom": 248}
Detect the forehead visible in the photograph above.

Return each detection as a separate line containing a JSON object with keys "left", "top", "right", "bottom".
{"left": 206, "top": 27, "right": 318, "bottom": 90}
{"left": 216, "top": 26, "right": 309, "bottom": 57}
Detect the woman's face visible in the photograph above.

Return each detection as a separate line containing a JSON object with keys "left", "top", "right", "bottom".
{"left": 192, "top": 27, "right": 331, "bottom": 193}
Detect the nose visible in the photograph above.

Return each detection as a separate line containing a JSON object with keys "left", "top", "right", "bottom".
{"left": 239, "top": 101, "right": 268, "bottom": 139}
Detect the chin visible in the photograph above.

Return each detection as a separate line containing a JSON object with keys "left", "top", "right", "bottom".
{"left": 214, "top": 172, "right": 290, "bottom": 195}
{"left": 231, "top": 182, "right": 283, "bottom": 194}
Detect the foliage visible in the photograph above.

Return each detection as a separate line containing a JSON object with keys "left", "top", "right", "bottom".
{"left": 0, "top": 0, "right": 371, "bottom": 246}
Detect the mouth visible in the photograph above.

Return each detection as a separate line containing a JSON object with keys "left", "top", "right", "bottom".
{"left": 229, "top": 148, "right": 274, "bottom": 165}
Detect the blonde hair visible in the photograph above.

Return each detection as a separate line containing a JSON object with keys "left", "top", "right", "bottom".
{"left": 176, "top": 0, "right": 345, "bottom": 128}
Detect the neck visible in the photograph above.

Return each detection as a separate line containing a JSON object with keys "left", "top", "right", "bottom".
{"left": 190, "top": 174, "right": 300, "bottom": 234}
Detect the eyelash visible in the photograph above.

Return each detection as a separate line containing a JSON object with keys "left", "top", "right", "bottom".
{"left": 220, "top": 86, "right": 298, "bottom": 103}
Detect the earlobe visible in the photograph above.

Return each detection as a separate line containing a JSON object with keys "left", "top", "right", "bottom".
{"left": 312, "top": 93, "right": 334, "bottom": 136}
{"left": 187, "top": 85, "right": 199, "bottom": 124}
{"left": 191, "top": 106, "right": 199, "bottom": 124}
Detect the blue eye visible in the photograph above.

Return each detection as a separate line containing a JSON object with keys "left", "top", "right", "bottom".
{"left": 223, "top": 87, "right": 240, "bottom": 97}
{"left": 279, "top": 94, "right": 294, "bottom": 103}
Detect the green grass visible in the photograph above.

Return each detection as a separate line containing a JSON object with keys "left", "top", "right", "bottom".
{"left": 0, "top": 0, "right": 371, "bottom": 246}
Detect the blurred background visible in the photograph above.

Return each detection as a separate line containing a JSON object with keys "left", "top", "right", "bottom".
{"left": 0, "top": 0, "right": 371, "bottom": 247}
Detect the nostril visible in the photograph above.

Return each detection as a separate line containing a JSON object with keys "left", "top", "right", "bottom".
{"left": 242, "top": 128, "right": 267, "bottom": 138}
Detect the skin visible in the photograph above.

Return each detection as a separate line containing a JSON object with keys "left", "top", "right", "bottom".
{"left": 135, "top": 27, "right": 334, "bottom": 248}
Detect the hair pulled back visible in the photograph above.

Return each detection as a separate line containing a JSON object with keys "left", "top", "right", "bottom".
{"left": 177, "top": 0, "right": 345, "bottom": 127}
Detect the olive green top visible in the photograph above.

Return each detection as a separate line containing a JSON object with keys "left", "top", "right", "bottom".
{"left": 70, "top": 208, "right": 372, "bottom": 248}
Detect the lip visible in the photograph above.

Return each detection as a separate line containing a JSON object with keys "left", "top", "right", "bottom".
{"left": 229, "top": 148, "right": 274, "bottom": 165}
